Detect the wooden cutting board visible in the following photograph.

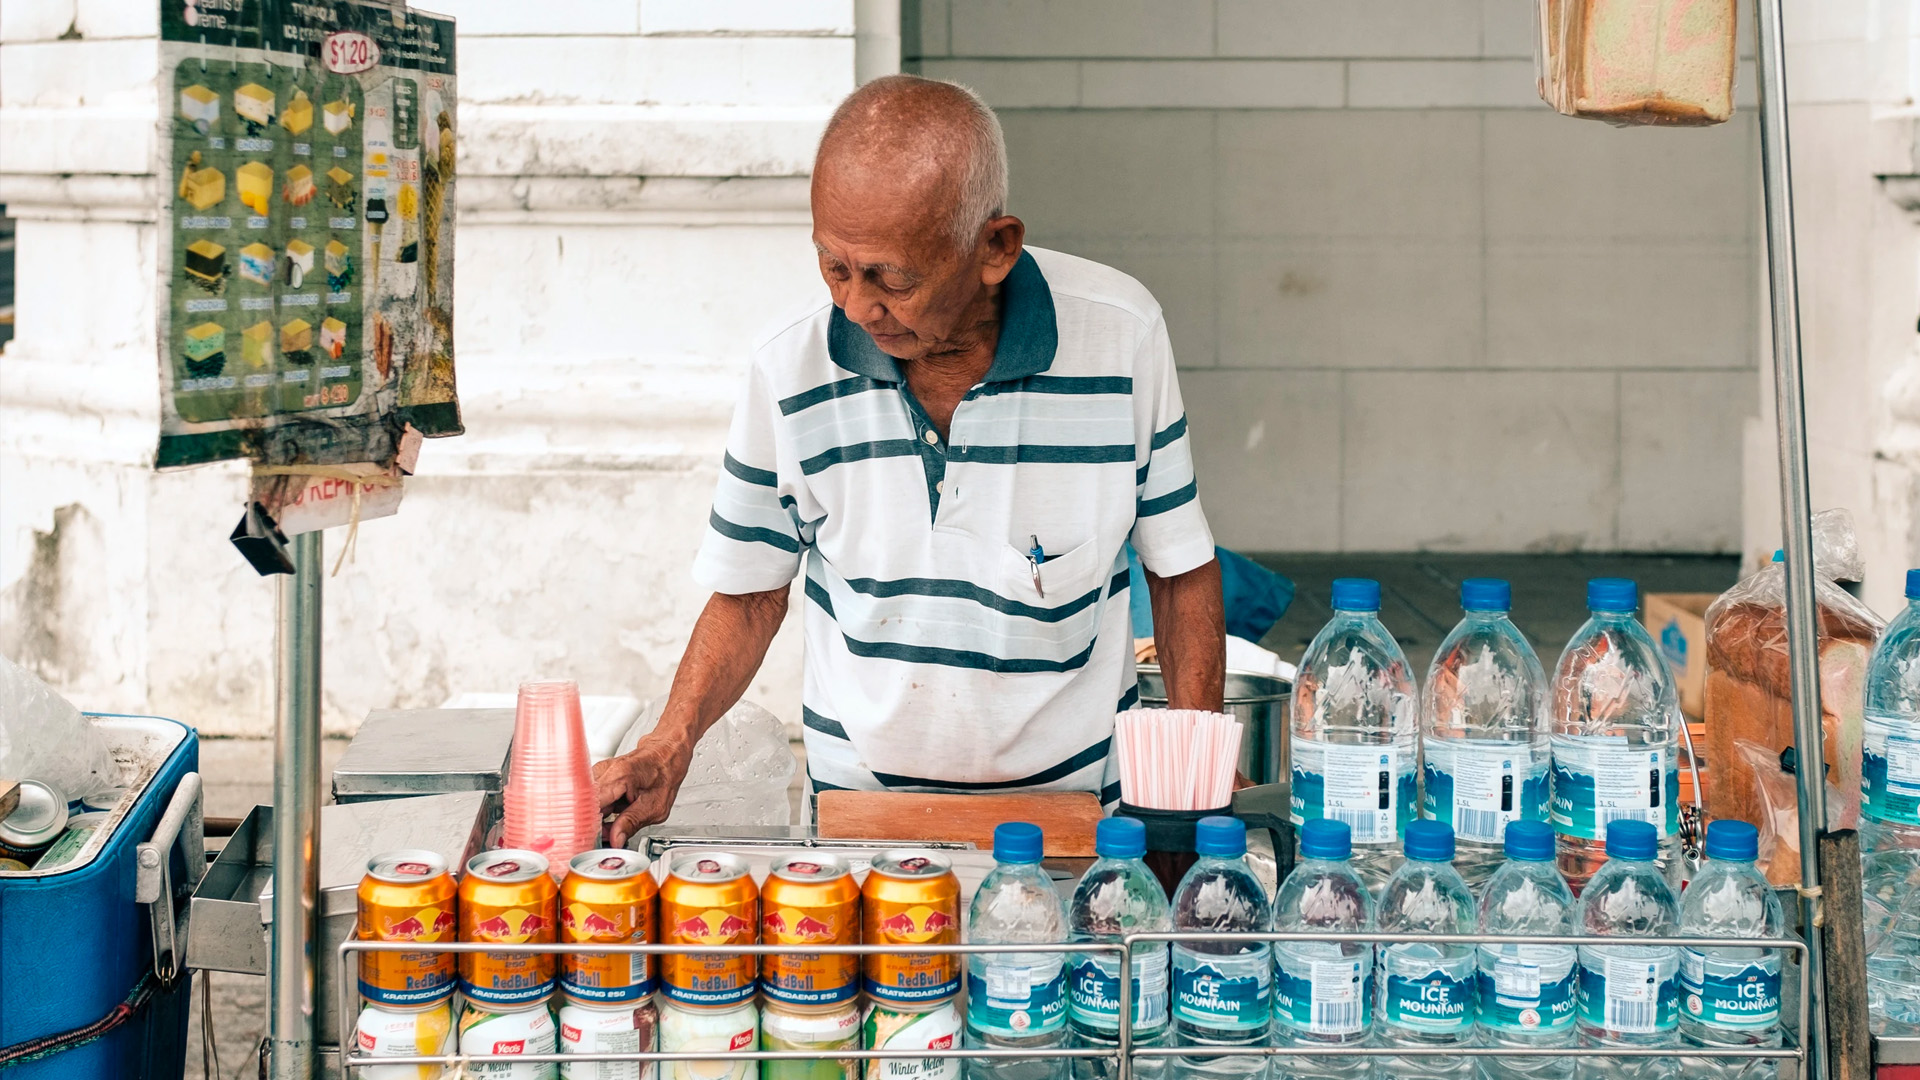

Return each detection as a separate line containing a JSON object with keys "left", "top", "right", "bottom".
{"left": 816, "top": 791, "right": 1101, "bottom": 856}
{"left": 0, "top": 780, "right": 17, "bottom": 823}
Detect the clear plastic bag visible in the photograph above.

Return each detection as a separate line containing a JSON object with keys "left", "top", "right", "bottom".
{"left": 1737, "top": 738, "right": 1854, "bottom": 887}
{"left": 614, "top": 698, "right": 797, "bottom": 829}
{"left": 1704, "top": 508, "right": 1884, "bottom": 831}
{"left": 0, "top": 653, "right": 117, "bottom": 800}
{"left": 1534, "top": 0, "right": 1738, "bottom": 126}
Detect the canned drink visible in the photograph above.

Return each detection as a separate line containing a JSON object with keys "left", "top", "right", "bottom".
{"left": 558, "top": 996, "right": 659, "bottom": 1080}
{"left": 81, "top": 787, "right": 128, "bottom": 813}
{"left": 0, "top": 859, "right": 30, "bottom": 873}
{"left": 861, "top": 1000, "right": 961, "bottom": 1080}
{"left": 860, "top": 852, "right": 960, "bottom": 1005}
{"left": 461, "top": 850, "right": 560, "bottom": 1008}
{"left": 0, "top": 780, "right": 69, "bottom": 862}
{"left": 561, "top": 849, "right": 659, "bottom": 1004}
{"left": 762, "top": 1001, "right": 859, "bottom": 1080}
{"left": 658, "top": 998, "right": 759, "bottom": 1080}
{"left": 359, "top": 849, "right": 460, "bottom": 1007}
{"left": 761, "top": 855, "right": 859, "bottom": 1008}
{"left": 659, "top": 852, "right": 758, "bottom": 1007}
{"left": 459, "top": 1002, "right": 560, "bottom": 1080}
{"left": 354, "top": 998, "right": 454, "bottom": 1079}
{"left": 33, "top": 811, "right": 110, "bottom": 871}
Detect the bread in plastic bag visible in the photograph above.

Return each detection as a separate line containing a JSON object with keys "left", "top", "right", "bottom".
{"left": 0, "top": 652, "right": 117, "bottom": 799}
{"left": 1534, "top": 0, "right": 1738, "bottom": 127}
{"left": 1705, "top": 508, "right": 1883, "bottom": 831}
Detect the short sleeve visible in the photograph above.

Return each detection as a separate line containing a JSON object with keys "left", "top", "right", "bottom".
{"left": 692, "top": 359, "right": 812, "bottom": 594}
{"left": 1128, "top": 314, "right": 1215, "bottom": 577}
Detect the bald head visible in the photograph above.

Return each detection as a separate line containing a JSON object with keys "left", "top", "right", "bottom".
{"left": 815, "top": 74, "right": 1008, "bottom": 251}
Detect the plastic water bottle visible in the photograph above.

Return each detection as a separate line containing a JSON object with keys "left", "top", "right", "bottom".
{"left": 1422, "top": 578, "right": 1552, "bottom": 889}
{"left": 1574, "top": 821, "right": 1680, "bottom": 1080}
{"left": 1068, "top": 816, "right": 1172, "bottom": 1080}
{"left": 1478, "top": 820, "right": 1578, "bottom": 1080}
{"left": 1374, "top": 820, "right": 1477, "bottom": 1080}
{"left": 1549, "top": 579, "right": 1682, "bottom": 890}
{"left": 1292, "top": 577, "right": 1419, "bottom": 894}
{"left": 1170, "top": 817, "right": 1272, "bottom": 1080}
{"left": 1269, "top": 819, "right": 1374, "bottom": 1080}
{"left": 1864, "top": 570, "right": 1920, "bottom": 854}
{"left": 966, "top": 822, "right": 1070, "bottom": 1080}
{"left": 1678, "top": 821, "right": 1784, "bottom": 1080}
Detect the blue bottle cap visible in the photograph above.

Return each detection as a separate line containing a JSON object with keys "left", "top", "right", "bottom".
{"left": 1297, "top": 818, "right": 1351, "bottom": 861}
{"left": 1403, "top": 819, "right": 1455, "bottom": 861}
{"left": 1460, "top": 578, "right": 1511, "bottom": 612}
{"left": 1587, "top": 578, "right": 1638, "bottom": 614}
{"left": 1773, "top": 550, "right": 1785, "bottom": 563}
{"left": 1096, "top": 816, "right": 1147, "bottom": 859}
{"left": 1330, "top": 578, "right": 1381, "bottom": 613}
{"left": 1703, "top": 820, "right": 1759, "bottom": 862}
{"left": 1907, "top": 569, "right": 1920, "bottom": 600}
{"left": 1503, "top": 820, "right": 1555, "bottom": 861}
{"left": 1604, "top": 819, "right": 1658, "bottom": 860}
{"left": 1194, "top": 816, "right": 1247, "bottom": 858}
{"left": 993, "top": 822, "right": 1043, "bottom": 863}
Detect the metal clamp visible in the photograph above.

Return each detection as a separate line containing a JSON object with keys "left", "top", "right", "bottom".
{"left": 138, "top": 771, "right": 204, "bottom": 986}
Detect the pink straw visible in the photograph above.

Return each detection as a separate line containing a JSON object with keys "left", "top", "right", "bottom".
{"left": 1114, "top": 708, "right": 1244, "bottom": 810}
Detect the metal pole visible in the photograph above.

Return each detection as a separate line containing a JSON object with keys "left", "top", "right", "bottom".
{"left": 270, "top": 529, "right": 323, "bottom": 1080}
{"left": 1750, "top": 3, "right": 1829, "bottom": 1079}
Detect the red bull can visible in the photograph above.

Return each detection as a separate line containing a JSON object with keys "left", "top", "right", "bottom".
{"left": 861, "top": 1000, "right": 961, "bottom": 1080}
{"left": 359, "top": 850, "right": 460, "bottom": 1008}
{"left": 460, "top": 849, "right": 560, "bottom": 1008}
{"left": 762, "top": 1001, "right": 860, "bottom": 1080}
{"left": 458, "top": 1002, "right": 559, "bottom": 1080}
{"left": 560, "top": 849, "right": 659, "bottom": 1004}
{"left": 354, "top": 998, "right": 454, "bottom": 1079}
{"left": 861, "top": 851, "right": 960, "bottom": 1006}
{"left": 659, "top": 851, "right": 758, "bottom": 1007}
{"left": 558, "top": 996, "right": 659, "bottom": 1080}
{"left": 658, "top": 998, "right": 759, "bottom": 1080}
{"left": 761, "top": 854, "right": 859, "bottom": 1008}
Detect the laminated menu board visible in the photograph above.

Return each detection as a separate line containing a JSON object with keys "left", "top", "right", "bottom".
{"left": 156, "top": 0, "right": 459, "bottom": 468}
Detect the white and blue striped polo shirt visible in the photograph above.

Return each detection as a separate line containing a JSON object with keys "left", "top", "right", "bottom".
{"left": 692, "top": 246, "right": 1215, "bottom": 804}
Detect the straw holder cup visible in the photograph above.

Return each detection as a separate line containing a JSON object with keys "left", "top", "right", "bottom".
{"left": 1116, "top": 803, "right": 1291, "bottom": 898}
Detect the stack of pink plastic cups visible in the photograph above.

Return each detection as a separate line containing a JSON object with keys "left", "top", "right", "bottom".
{"left": 500, "top": 680, "right": 601, "bottom": 875}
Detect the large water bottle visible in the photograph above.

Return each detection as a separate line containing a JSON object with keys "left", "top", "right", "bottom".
{"left": 1269, "top": 819, "right": 1374, "bottom": 1080}
{"left": 1068, "top": 816, "right": 1172, "bottom": 1080}
{"left": 1170, "top": 817, "right": 1272, "bottom": 1080}
{"left": 1864, "top": 570, "right": 1920, "bottom": 854}
{"left": 1574, "top": 821, "right": 1680, "bottom": 1080}
{"left": 1549, "top": 579, "right": 1682, "bottom": 890}
{"left": 1292, "top": 577, "right": 1419, "bottom": 894}
{"left": 1678, "top": 821, "right": 1784, "bottom": 1080}
{"left": 1478, "top": 820, "right": 1579, "bottom": 1080}
{"left": 1375, "top": 820, "right": 1477, "bottom": 1080}
{"left": 966, "top": 822, "right": 1070, "bottom": 1080}
{"left": 1422, "top": 577, "right": 1552, "bottom": 889}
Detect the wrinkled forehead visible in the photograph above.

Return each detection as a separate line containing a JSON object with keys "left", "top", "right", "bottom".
{"left": 811, "top": 157, "right": 957, "bottom": 268}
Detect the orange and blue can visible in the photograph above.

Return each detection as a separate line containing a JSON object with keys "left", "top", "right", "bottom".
{"left": 861, "top": 850, "right": 960, "bottom": 1005}
{"left": 458, "top": 849, "right": 558, "bottom": 1007}
{"left": 761, "top": 852, "right": 860, "bottom": 1007}
{"left": 660, "top": 851, "right": 759, "bottom": 1007}
{"left": 356, "top": 849, "right": 459, "bottom": 1008}
{"left": 559, "top": 848, "right": 659, "bottom": 1004}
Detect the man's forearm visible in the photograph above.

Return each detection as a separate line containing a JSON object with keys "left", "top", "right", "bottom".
{"left": 656, "top": 587, "right": 791, "bottom": 753}
{"left": 1146, "top": 557, "right": 1225, "bottom": 712}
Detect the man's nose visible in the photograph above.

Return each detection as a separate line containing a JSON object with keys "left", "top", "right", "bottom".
{"left": 839, "top": 277, "right": 889, "bottom": 328}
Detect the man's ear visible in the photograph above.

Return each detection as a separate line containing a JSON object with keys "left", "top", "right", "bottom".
{"left": 979, "top": 215, "right": 1025, "bottom": 286}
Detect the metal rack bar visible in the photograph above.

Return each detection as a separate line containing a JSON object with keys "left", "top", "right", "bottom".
{"left": 271, "top": 529, "right": 324, "bottom": 1080}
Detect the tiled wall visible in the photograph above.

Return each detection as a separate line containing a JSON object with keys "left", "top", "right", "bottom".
{"left": 907, "top": 0, "right": 1761, "bottom": 554}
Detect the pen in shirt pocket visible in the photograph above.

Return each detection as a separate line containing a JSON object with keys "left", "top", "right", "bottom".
{"left": 1028, "top": 534, "right": 1045, "bottom": 598}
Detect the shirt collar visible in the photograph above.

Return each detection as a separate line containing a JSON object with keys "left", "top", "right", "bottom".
{"left": 826, "top": 249, "right": 1058, "bottom": 384}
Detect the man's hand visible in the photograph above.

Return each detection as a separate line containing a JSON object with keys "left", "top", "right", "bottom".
{"left": 593, "top": 730, "right": 696, "bottom": 847}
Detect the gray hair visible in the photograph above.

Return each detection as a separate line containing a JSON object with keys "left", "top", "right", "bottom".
{"left": 819, "top": 74, "right": 1009, "bottom": 251}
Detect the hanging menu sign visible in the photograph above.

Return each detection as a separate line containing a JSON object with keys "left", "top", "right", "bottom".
{"left": 155, "top": 0, "right": 459, "bottom": 469}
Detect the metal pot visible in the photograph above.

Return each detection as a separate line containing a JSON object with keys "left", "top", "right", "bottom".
{"left": 1135, "top": 665, "right": 1291, "bottom": 787}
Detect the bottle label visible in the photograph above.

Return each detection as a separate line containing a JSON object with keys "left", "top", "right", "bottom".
{"left": 1067, "top": 946, "right": 1170, "bottom": 1031}
{"left": 1549, "top": 736, "right": 1679, "bottom": 841}
{"left": 966, "top": 956, "right": 1067, "bottom": 1038}
{"left": 1576, "top": 948, "right": 1679, "bottom": 1034}
{"left": 1680, "top": 949, "right": 1781, "bottom": 1029}
{"left": 1422, "top": 739, "right": 1550, "bottom": 844}
{"left": 1381, "top": 951, "right": 1476, "bottom": 1034}
{"left": 1172, "top": 945, "right": 1272, "bottom": 1032}
{"left": 1290, "top": 737, "right": 1416, "bottom": 844}
{"left": 1863, "top": 712, "right": 1920, "bottom": 826}
{"left": 1272, "top": 943, "right": 1371, "bottom": 1036}
{"left": 1475, "top": 944, "right": 1577, "bottom": 1033}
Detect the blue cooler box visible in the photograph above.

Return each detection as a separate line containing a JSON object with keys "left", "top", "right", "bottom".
{"left": 0, "top": 715, "right": 200, "bottom": 1079}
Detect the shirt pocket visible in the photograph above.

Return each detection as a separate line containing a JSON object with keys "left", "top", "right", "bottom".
{"left": 992, "top": 535, "right": 1112, "bottom": 610}
{"left": 982, "top": 538, "right": 1116, "bottom": 671}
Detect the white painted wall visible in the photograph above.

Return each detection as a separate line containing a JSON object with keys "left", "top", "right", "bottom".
{"left": 908, "top": 0, "right": 1763, "bottom": 556}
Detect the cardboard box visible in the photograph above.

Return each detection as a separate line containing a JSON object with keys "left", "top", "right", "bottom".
{"left": 1646, "top": 592, "right": 1716, "bottom": 721}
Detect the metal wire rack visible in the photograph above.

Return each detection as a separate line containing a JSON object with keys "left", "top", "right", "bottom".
{"left": 338, "top": 931, "right": 1809, "bottom": 1077}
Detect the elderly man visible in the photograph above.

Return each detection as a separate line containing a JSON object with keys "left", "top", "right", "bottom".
{"left": 594, "top": 75, "right": 1224, "bottom": 843}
